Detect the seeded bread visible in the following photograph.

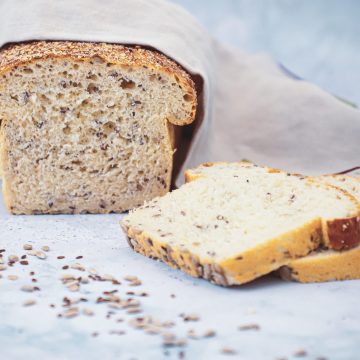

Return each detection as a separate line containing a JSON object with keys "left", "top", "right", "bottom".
{"left": 279, "top": 175, "right": 360, "bottom": 283}
{"left": 185, "top": 162, "right": 360, "bottom": 251}
{"left": 122, "top": 163, "right": 360, "bottom": 286}
{"left": 0, "top": 41, "right": 197, "bottom": 214}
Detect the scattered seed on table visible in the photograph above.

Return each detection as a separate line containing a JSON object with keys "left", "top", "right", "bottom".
{"left": 57, "top": 256, "right": 65, "bottom": 259}
{"left": 23, "top": 299, "right": 36, "bottom": 307}
{"left": 102, "top": 274, "right": 114, "bottom": 281}
{"left": 68, "top": 284, "right": 80, "bottom": 292}
{"left": 88, "top": 268, "right": 98, "bottom": 275}
{"left": 293, "top": 349, "right": 307, "bottom": 357}
{"left": 20, "top": 261, "right": 29, "bottom": 265}
{"left": 124, "top": 275, "right": 138, "bottom": 282}
{"left": 0, "top": 249, "right": 5, "bottom": 253}
{"left": 21, "top": 285, "right": 36, "bottom": 292}
{"left": 127, "top": 307, "right": 142, "bottom": 314}
{"left": 163, "top": 332, "right": 176, "bottom": 341}
{"left": 21, "top": 255, "right": 27, "bottom": 260}
{"left": 109, "top": 330, "right": 126, "bottom": 335}
{"left": 62, "top": 265, "right": 69, "bottom": 270}
{"left": 36, "top": 251, "right": 47, "bottom": 260}
{"left": 63, "top": 307, "right": 79, "bottom": 318}
{"left": 0, "top": 265, "right": 7, "bottom": 271}
{"left": 187, "top": 329, "right": 198, "bottom": 339}
{"left": 80, "top": 276, "right": 89, "bottom": 284}
{"left": 23, "top": 244, "right": 32, "bottom": 250}
{"left": 238, "top": 323, "right": 260, "bottom": 331}
{"left": 145, "top": 326, "right": 162, "bottom": 335}
{"left": 129, "top": 279, "right": 142, "bottom": 286}
{"left": 29, "top": 271, "right": 35, "bottom": 276}
{"left": 221, "top": 347, "right": 237, "bottom": 355}
{"left": 75, "top": 256, "right": 83, "bottom": 259}
{"left": 70, "top": 263, "right": 85, "bottom": 271}
{"left": 83, "top": 308, "right": 94, "bottom": 316}
{"left": 8, "top": 275, "right": 18, "bottom": 281}
{"left": 203, "top": 330, "right": 216, "bottom": 338}
{"left": 8, "top": 255, "right": 19, "bottom": 263}
{"left": 41, "top": 246, "right": 50, "bottom": 252}
{"left": 180, "top": 313, "right": 199, "bottom": 322}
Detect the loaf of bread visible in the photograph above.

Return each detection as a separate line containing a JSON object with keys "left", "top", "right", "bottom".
{"left": 122, "top": 162, "right": 360, "bottom": 286}
{"left": 0, "top": 41, "right": 197, "bottom": 214}
{"left": 279, "top": 175, "right": 360, "bottom": 283}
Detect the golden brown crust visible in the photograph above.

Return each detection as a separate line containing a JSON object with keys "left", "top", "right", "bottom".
{"left": 326, "top": 216, "right": 360, "bottom": 250}
{"left": 0, "top": 41, "right": 197, "bottom": 125}
{"left": 278, "top": 245, "right": 360, "bottom": 283}
{"left": 122, "top": 218, "right": 322, "bottom": 287}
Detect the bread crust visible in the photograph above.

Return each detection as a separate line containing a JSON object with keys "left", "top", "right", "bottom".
{"left": 0, "top": 41, "right": 197, "bottom": 125}
{"left": 185, "top": 162, "right": 360, "bottom": 251}
{"left": 278, "top": 245, "right": 360, "bottom": 283}
{"left": 121, "top": 218, "right": 322, "bottom": 286}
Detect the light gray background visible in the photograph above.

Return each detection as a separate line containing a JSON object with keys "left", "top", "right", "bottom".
{"left": 172, "top": 0, "right": 360, "bottom": 106}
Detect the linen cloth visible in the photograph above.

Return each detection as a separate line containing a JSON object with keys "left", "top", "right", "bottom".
{"left": 0, "top": 0, "right": 359, "bottom": 185}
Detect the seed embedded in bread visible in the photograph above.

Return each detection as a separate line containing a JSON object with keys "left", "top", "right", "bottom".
{"left": 0, "top": 41, "right": 197, "bottom": 214}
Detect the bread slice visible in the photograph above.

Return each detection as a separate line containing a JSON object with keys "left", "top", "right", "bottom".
{"left": 185, "top": 162, "right": 360, "bottom": 250}
{"left": 122, "top": 163, "right": 360, "bottom": 286}
{"left": 278, "top": 246, "right": 360, "bottom": 283}
{"left": 279, "top": 175, "right": 360, "bottom": 283}
{"left": 0, "top": 41, "right": 197, "bottom": 214}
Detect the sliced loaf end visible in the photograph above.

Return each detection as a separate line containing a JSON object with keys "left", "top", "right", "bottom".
{"left": 0, "top": 41, "right": 197, "bottom": 214}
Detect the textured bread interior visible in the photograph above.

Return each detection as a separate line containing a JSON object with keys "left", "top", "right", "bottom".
{"left": 0, "top": 42, "right": 197, "bottom": 214}
{"left": 185, "top": 162, "right": 359, "bottom": 222}
{"left": 122, "top": 164, "right": 358, "bottom": 285}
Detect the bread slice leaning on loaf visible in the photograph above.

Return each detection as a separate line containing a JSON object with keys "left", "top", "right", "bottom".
{"left": 122, "top": 162, "right": 360, "bottom": 286}
{"left": 0, "top": 41, "right": 197, "bottom": 214}
{"left": 279, "top": 175, "right": 360, "bottom": 283}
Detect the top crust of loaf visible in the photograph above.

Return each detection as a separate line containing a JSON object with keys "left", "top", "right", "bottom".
{"left": 0, "top": 41, "right": 197, "bottom": 126}
{"left": 185, "top": 162, "right": 360, "bottom": 251}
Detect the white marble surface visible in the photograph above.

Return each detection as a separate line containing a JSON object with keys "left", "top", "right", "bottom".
{"left": 1, "top": 186, "right": 360, "bottom": 360}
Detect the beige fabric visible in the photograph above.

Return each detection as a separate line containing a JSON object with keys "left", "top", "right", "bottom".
{"left": 1, "top": 0, "right": 359, "bottom": 186}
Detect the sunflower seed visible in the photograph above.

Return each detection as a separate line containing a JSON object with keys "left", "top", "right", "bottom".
{"left": 23, "top": 299, "right": 36, "bottom": 307}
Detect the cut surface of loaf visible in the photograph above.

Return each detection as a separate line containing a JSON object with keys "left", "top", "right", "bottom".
{"left": 122, "top": 163, "right": 360, "bottom": 286}
{"left": 279, "top": 175, "right": 360, "bottom": 283}
{"left": 0, "top": 41, "right": 197, "bottom": 214}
